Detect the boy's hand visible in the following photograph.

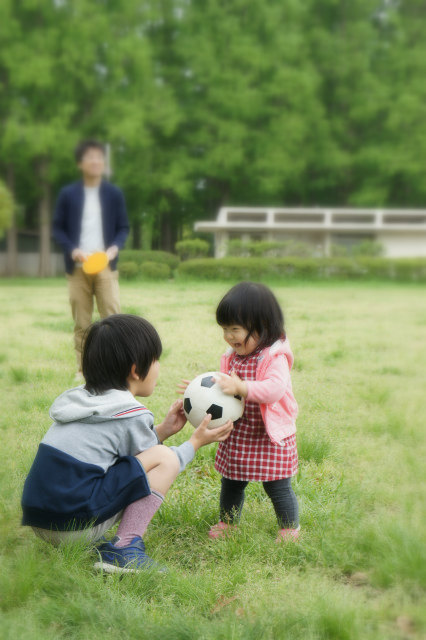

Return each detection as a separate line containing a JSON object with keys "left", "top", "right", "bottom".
{"left": 176, "top": 378, "right": 190, "bottom": 395}
{"left": 155, "top": 399, "right": 187, "bottom": 442}
{"left": 214, "top": 372, "right": 247, "bottom": 398}
{"left": 190, "top": 415, "right": 233, "bottom": 451}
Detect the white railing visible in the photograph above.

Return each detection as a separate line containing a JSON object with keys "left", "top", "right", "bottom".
{"left": 197, "top": 207, "right": 426, "bottom": 231}
{"left": 194, "top": 207, "right": 426, "bottom": 258}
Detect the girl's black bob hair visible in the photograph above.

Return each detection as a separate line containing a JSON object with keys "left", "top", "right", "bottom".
{"left": 216, "top": 281, "right": 285, "bottom": 350}
{"left": 82, "top": 314, "right": 162, "bottom": 394}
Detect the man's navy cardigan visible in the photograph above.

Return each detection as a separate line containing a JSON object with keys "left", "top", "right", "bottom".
{"left": 52, "top": 180, "right": 130, "bottom": 274}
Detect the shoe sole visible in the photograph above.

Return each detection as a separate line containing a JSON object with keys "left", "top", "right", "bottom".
{"left": 93, "top": 561, "right": 141, "bottom": 574}
{"left": 93, "top": 561, "right": 167, "bottom": 574}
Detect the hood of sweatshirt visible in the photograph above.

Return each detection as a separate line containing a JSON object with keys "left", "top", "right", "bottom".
{"left": 266, "top": 338, "right": 294, "bottom": 369}
{"left": 49, "top": 386, "right": 146, "bottom": 424}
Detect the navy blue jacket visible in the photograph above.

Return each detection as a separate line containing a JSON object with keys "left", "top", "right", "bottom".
{"left": 52, "top": 180, "right": 130, "bottom": 274}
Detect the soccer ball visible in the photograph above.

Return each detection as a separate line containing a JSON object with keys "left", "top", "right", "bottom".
{"left": 183, "top": 371, "right": 244, "bottom": 429}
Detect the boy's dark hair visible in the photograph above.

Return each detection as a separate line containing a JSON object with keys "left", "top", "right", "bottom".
{"left": 82, "top": 314, "right": 162, "bottom": 394}
{"left": 216, "top": 281, "right": 285, "bottom": 350}
{"left": 75, "top": 139, "right": 106, "bottom": 163}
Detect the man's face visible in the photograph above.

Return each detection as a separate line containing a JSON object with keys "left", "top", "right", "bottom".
{"left": 78, "top": 148, "right": 105, "bottom": 180}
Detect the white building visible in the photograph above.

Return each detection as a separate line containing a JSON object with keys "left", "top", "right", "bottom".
{"left": 194, "top": 207, "right": 426, "bottom": 258}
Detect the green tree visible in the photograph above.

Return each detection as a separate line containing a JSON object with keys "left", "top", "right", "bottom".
{"left": 0, "top": 179, "right": 13, "bottom": 237}
{"left": 303, "top": 0, "right": 426, "bottom": 206}
{"left": 1, "top": 0, "right": 426, "bottom": 265}
{"left": 0, "top": 1, "right": 86, "bottom": 274}
{"left": 0, "top": 0, "right": 159, "bottom": 265}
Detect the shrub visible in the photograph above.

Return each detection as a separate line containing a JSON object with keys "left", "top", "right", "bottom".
{"left": 226, "top": 239, "right": 252, "bottom": 257}
{"left": 226, "top": 239, "right": 386, "bottom": 260}
{"left": 280, "top": 240, "right": 315, "bottom": 258}
{"left": 177, "top": 257, "right": 426, "bottom": 282}
{"left": 358, "top": 257, "right": 426, "bottom": 281}
{"left": 226, "top": 239, "right": 315, "bottom": 258}
{"left": 250, "top": 241, "right": 286, "bottom": 257}
{"left": 178, "top": 257, "right": 280, "bottom": 280}
{"left": 120, "top": 249, "right": 179, "bottom": 270}
{"left": 175, "top": 239, "right": 210, "bottom": 261}
{"left": 140, "top": 261, "right": 171, "bottom": 279}
{"left": 351, "top": 240, "right": 384, "bottom": 257}
{"left": 330, "top": 244, "right": 349, "bottom": 258}
{"left": 119, "top": 261, "right": 139, "bottom": 279}
{"left": 330, "top": 241, "right": 383, "bottom": 258}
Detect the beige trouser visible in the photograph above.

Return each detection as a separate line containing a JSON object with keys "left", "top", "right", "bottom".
{"left": 67, "top": 266, "right": 120, "bottom": 368}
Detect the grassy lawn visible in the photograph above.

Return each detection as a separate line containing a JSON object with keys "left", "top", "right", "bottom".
{"left": 0, "top": 278, "right": 425, "bottom": 639}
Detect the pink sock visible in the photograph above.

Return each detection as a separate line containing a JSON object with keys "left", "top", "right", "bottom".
{"left": 115, "top": 491, "right": 164, "bottom": 548}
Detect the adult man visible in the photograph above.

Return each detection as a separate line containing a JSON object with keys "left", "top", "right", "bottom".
{"left": 52, "top": 140, "right": 130, "bottom": 373}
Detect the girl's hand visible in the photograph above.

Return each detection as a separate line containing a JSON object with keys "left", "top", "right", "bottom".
{"left": 176, "top": 378, "right": 191, "bottom": 395}
{"left": 214, "top": 372, "right": 247, "bottom": 398}
{"left": 155, "top": 399, "right": 187, "bottom": 442}
{"left": 190, "top": 415, "right": 233, "bottom": 451}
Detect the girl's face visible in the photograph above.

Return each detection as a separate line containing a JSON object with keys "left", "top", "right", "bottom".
{"left": 221, "top": 325, "right": 260, "bottom": 356}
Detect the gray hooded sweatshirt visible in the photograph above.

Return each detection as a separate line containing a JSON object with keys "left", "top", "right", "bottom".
{"left": 21, "top": 386, "right": 195, "bottom": 530}
{"left": 42, "top": 386, "right": 195, "bottom": 473}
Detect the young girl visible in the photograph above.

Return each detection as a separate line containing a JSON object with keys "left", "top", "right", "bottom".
{"left": 210, "top": 281, "right": 300, "bottom": 542}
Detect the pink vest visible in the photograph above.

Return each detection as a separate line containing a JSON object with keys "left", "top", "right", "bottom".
{"left": 220, "top": 339, "right": 298, "bottom": 444}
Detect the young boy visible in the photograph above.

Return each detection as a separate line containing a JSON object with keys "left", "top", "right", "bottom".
{"left": 21, "top": 314, "right": 233, "bottom": 573}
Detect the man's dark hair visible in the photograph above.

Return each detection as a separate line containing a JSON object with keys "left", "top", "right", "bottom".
{"left": 74, "top": 139, "right": 106, "bottom": 163}
{"left": 216, "top": 281, "right": 285, "bottom": 350}
{"left": 82, "top": 314, "right": 162, "bottom": 394}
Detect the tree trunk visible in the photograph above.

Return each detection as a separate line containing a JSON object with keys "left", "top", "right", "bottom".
{"left": 141, "top": 217, "right": 153, "bottom": 250}
{"left": 131, "top": 220, "right": 141, "bottom": 249}
{"left": 159, "top": 212, "right": 177, "bottom": 252}
{"left": 6, "top": 165, "right": 18, "bottom": 276}
{"left": 37, "top": 158, "right": 51, "bottom": 277}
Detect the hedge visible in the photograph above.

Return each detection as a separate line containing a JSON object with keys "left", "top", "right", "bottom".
{"left": 177, "top": 257, "right": 426, "bottom": 282}
{"left": 120, "top": 249, "right": 179, "bottom": 270}
{"left": 119, "top": 260, "right": 171, "bottom": 279}
{"left": 119, "top": 261, "right": 139, "bottom": 279}
{"left": 175, "top": 238, "right": 210, "bottom": 261}
{"left": 140, "top": 261, "right": 171, "bottom": 279}
{"left": 226, "top": 239, "right": 314, "bottom": 258}
{"left": 227, "top": 238, "right": 384, "bottom": 259}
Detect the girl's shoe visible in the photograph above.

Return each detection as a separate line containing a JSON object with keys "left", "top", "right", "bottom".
{"left": 276, "top": 525, "right": 300, "bottom": 543}
{"left": 208, "top": 521, "right": 237, "bottom": 539}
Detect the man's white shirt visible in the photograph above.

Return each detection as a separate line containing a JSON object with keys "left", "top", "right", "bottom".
{"left": 80, "top": 186, "right": 105, "bottom": 254}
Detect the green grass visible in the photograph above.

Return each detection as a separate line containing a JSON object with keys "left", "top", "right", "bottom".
{"left": 0, "top": 278, "right": 425, "bottom": 639}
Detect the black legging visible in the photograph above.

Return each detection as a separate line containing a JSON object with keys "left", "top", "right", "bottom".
{"left": 219, "top": 476, "right": 299, "bottom": 529}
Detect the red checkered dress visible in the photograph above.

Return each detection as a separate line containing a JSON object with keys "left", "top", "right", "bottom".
{"left": 214, "top": 350, "right": 298, "bottom": 481}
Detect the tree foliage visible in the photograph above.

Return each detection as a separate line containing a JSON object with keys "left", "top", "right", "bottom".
{"left": 0, "top": 0, "right": 425, "bottom": 252}
{"left": 0, "top": 179, "right": 13, "bottom": 238}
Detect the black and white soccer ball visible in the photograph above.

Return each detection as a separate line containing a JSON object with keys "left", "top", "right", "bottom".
{"left": 183, "top": 371, "right": 244, "bottom": 429}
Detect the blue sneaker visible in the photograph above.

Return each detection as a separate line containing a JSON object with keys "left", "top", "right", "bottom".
{"left": 94, "top": 536, "right": 165, "bottom": 574}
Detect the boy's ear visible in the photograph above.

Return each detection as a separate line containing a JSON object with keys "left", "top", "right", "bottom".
{"left": 129, "top": 364, "right": 140, "bottom": 380}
